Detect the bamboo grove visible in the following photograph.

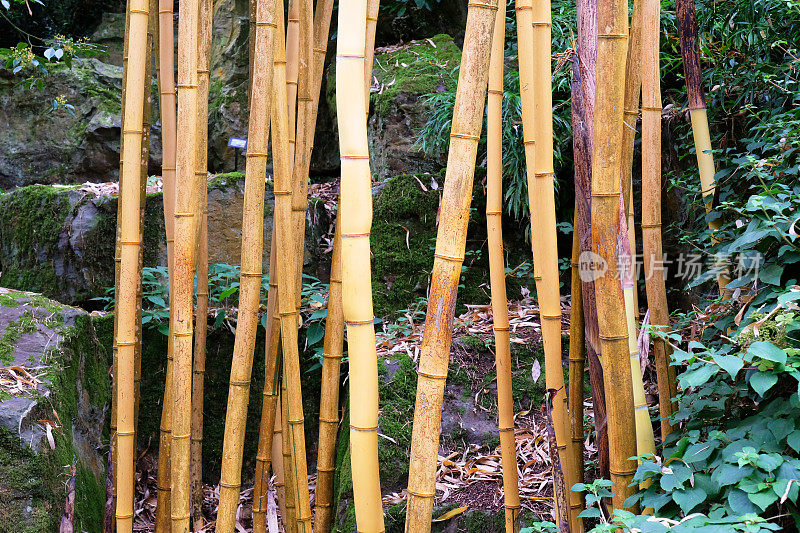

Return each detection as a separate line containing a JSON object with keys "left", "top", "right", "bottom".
{"left": 109, "top": 0, "right": 727, "bottom": 530}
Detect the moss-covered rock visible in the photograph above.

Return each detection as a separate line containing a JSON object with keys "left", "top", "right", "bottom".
{"left": 0, "top": 175, "right": 285, "bottom": 307}
{"left": 0, "top": 289, "right": 111, "bottom": 532}
{"left": 0, "top": 56, "right": 160, "bottom": 188}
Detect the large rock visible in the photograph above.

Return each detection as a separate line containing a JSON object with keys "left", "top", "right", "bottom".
{"left": 0, "top": 289, "right": 111, "bottom": 532}
{"left": 0, "top": 57, "right": 162, "bottom": 189}
{"left": 0, "top": 174, "right": 276, "bottom": 307}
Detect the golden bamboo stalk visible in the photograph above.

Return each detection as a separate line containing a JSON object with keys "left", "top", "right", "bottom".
{"left": 271, "top": 386, "right": 289, "bottom": 529}
{"left": 216, "top": 0, "right": 276, "bottom": 527}
{"left": 114, "top": 0, "right": 150, "bottom": 527}
{"left": 274, "top": 7, "right": 312, "bottom": 527}
{"left": 337, "top": 1, "right": 384, "bottom": 529}
{"left": 405, "top": 1, "right": 498, "bottom": 529}
{"left": 486, "top": 7, "right": 521, "bottom": 532}
{"left": 253, "top": 5, "right": 290, "bottom": 527}
{"left": 170, "top": 0, "right": 202, "bottom": 525}
{"left": 314, "top": 219, "right": 343, "bottom": 532}
{"left": 567, "top": 219, "right": 585, "bottom": 531}
{"left": 642, "top": 0, "right": 675, "bottom": 440}
{"left": 190, "top": 0, "right": 212, "bottom": 526}
{"left": 364, "top": 0, "right": 380, "bottom": 112}
{"left": 592, "top": 0, "right": 638, "bottom": 512}
{"left": 675, "top": 0, "right": 728, "bottom": 293}
{"left": 281, "top": 369, "right": 298, "bottom": 532}
{"left": 286, "top": 0, "right": 300, "bottom": 159}
{"left": 620, "top": 0, "right": 643, "bottom": 321}
{"left": 522, "top": 0, "right": 573, "bottom": 523}
{"left": 154, "top": 0, "right": 177, "bottom": 525}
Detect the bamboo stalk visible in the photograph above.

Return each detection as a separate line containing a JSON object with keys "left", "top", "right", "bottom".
{"left": 114, "top": 0, "right": 150, "bottom": 527}
{"left": 271, "top": 386, "right": 289, "bottom": 529}
{"left": 314, "top": 219, "right": 343, "bottom": 533}
{"left": 404, "top": 2, "right": 498, "bottom": 529}
{"left": 619, "top": 195, "right": 656, "bottom": 462}
{"left": 274, "top": 5, "right": 312, "bottom": 527}
{"left": 170, "top": 0, "right": 202, "bottom": 524}
{"left": 253, "top": 6, "right": 289, "bottom": 527}
{"left": 573, "top": 0, "right": 610, "bottom": 483}
{"left": 154, "top": 0, "right": 176, "bottom": 525}
{"left": 190, "top": 0, "right": 212, "bottom": 526}
{"left": 567, "top": 219, "right": 585, "bottom": 531}
{"left": 642, "top": 0, "right": 675, "bottom": 440}
{"left": 620, "top": 0, "right": 643, "bottom": 322}
{"left": 486, "top": 7, "right": 521, "bottom": 532}
{"left": 216, "top": 0, "right": 276, "bottom": 527}
{"left": 281, "top": 368, "right": 298, "bottom": 532}
{"left": 521, "top": 0, "right": 572, "bottom": 522}
{"left": 337, "top": 1, "right": 384, "bottom": 530}
{"left": 286, "top": 0, "right": 300, "bottom": 159}
{"left": 364, "top": 0, "right": 380, "bottom": 113}
{"left": 592, "top": 0, "right": 638, "bottom": 512}
{"left": 675, "top": 0, "right": 728, "bottom": 293}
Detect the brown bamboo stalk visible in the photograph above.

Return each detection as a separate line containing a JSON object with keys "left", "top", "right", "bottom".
{"left": 592, "top": 0, "right": 638, "bottom": 512}
{"left": 170, "top": 0, "right": 202, "bottom": 525}
{"left": 337, "top": 1, "right": 384, "bottom": 529}
{"left": 642, "top": 0, "right": 675, "bottom": 440}
{"left": 271, "top": 386, "right": 289, "bottom": 529}
{"left": 567, "top": 219, "right": 585, "bottom": 531}
{"left": 573, "top": 0, "right": 610, "bottom": 483}
{"left": 216, "top": 0, "right": 276, "bottom": 527}
{"left": 114, "top": 0, "right": 149, "bottom": 527}
{"left": 486, "top": 7, "right": 521, "bottom": 532}
{"left": 314, "top": 219, "right": 343, "bottom": 532}
{"left": 281, "top": 368, "right": 298, "bottom": 532}
{"left": 404, "top": 1, "right": 498, "bottom": 529}
{"left": 529, "top": 1, "right": 573, "bottom": 523}
{"left": 190, "top": 0, "right": 212, "bottom": 526}
{"left": 154, "top": 0, "right": 177, "bottom": 525}
{"left": 253, "top": 5, "right": 289, "bottom": 528}
{"left": 675, "top": 0, "right": 728, "bottom": 293}
{"left": 621, "top": 0, "right": 643, "bottom": 321}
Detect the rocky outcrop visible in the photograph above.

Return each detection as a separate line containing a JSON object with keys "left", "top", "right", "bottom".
{"left": 0, "top": 289, "right": 111, "bottom": 532}
{"left": 0, "top": 174, "right": 277, "bottom": 307}
{"left": 0, "top": 57, "right": 161, "bottom": 189}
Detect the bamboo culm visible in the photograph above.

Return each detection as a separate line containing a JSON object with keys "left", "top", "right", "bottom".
{"left": 642, "top": 0, "right": 676, "bottom": 441}
{"left": 528, "top": 1, "right": 574, "bottom": 525}
{"left": 114, "top": 0, "right": 149, "bottom": 527}
{"left": 190, "top": 0, "right": 212, "bottom": 526}
{"left": 154, "top": 0, "right": 177, "bottom": 525}
{"left": 216, "top": 0, "right": 276, "bottom": 527}
{"left": 170, "top": 0, "right": 201, "bottom": 525}
{"left": 567, "top": 217, "right": 585, "bottom": 531}
{"left": 404, "top": 1, "right": 498, "bottom": 530}
{"left": 486, "top": 6, "right": 521, "bottom": 532}
{"left": 591, "top": 0, "right": 638, "bottom": 512}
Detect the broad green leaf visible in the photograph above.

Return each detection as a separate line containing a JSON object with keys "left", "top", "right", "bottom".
{"left": 756, "top": 453, "right": 783, "bottom": 472}
{"left": 712, "top": 464, "right": 753, "bottom": 486}
{"left": 684, "top": 441, "right": 717, "bottom": 464}
{"left": 759, "top": 264, "right": 784, "bottom": 285}
{"left": 672, "top": 486, "right": 707, "bottom": 514}
{"left": 714, "top": 354, "right": 744, "bottom": 379}
{"left": 788, "top": 430, "right": 800, "bottom": 453}
{"left": 577, "top": 507, "right": 601, "bottom": 519}
{"left": 727, "top": 488, "right": 760, "bottom": 516}
{"left": 680, "top": 364, "right": 717, "bottom": 388}
{"left": 750, "top": 372, "right": 779, "bottom": 396}
{"left": 748, "top": 341, "right": 788, "bottom": 365}
{"left": 748, "top": 488, "right": 779, "bottom": 511}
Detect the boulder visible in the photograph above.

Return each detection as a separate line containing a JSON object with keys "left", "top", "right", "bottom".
{"left": 0, "top": 57, "right": 162, "bottom": 189}
{"left": 0, "top": 288, "right": 111, "bottom": 532}
{"left": 0, "top": 174, "right": 277, "bottom": 307}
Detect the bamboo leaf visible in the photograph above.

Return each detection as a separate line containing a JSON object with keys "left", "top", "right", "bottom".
{"left": 432, "top": 505, "right": 468, "bottom": 522}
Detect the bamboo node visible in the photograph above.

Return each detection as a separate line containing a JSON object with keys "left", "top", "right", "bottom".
{"left": 298, "top": 96, "right": 312, "bottom": 102}
{"left": 338, "top": 53, "right": 366, "bottom": 59}
{"left": 610, "top": 468, "right": 638, "bottom": 476}
{"left": 407, "top": 489, "right": 436, "bottom": 499}
{"left": 342, "top": 232, "right": 371, "bottom": 238}
{"left": 128, "top": 9, "right": 148, "bottom": 14}
{"left": 240, "top": 271, "right": 263, "bottom": 277}
{"left": 350, "top": 424, "right": 379, "bottom": 432}
{"left": 173, "top": 331, "right": 193, "bottom": 337}
{"left": 340, "top": 154, "right": 370, "bottom": 160}
{"left": 450, "top": 132, "right": 480, "bottom": 141}
{"left": 245, "top": 152, "right": 269, "bottom": 158}
{"left": 642, "top": 106, "right": 662, "bottom": 111}
{"left": 486, "top": 210, "right": 503, "bottom": 215}
{"left": 176, "top": 83, "right": 198, "bottom": 89}
{"left": 229, "top": 380, "right": 252, "bottom": 387}
{"left": 321, "top": 353, "right": 344, "bottom": 359}
{"left": 493, "top": 326, "right": 510, "bottom": 332}
{"left": 514, "top": 5, "right": 532, "bottom": 10}
{"left": 531, "top": 22, "right": 551, "bottom": 27}
{"left": 434, "top": 252, "right": 464, "bottom": 263}
{"left": 115, "top": 512, "right": 135, "bottom": 519}
{"left": 122, "top": 129, "right": 144, "bottom": 134}
{"left": 345, "top": 318, "right": 375, "bottom": 326}
{"left": 313, "top": 47, "right": 326, "bottom": 54}
{"left": 641, "top": 223, "right": 662, "bottom": 229}
{"left": 534, "top": 171, "right": 555, "bottom": 179}
{"left": 287, "top": 418, "right": 306, "bottom": 425}
{"left": 598, "top": 33, "right": 627, "bottom": 39}
{"left": 254, "top": 21, "right": 278, "bottom": 27}
{"left": 219, "top": 482, "right": 241, "bottom": 489}
{"left": 504, "top": 504, "right": 522, "bottom": 510}
{"left": 174, "top": 212, "right": 195, "bottom": 218}
{"left": 117, "top": 430, "right": 135, "bottom": 436}
{"left": 498, "top": 426, "right": 515, "bottom": 433}
{"left": 319, "top": 417, "right": 340, "bottom": 424}
{"left": 540, "top": 313, "right": 561, "bottom": 320}
{"left": 116, "top": 341, "right": 138, "bottom": 347}
{"left": 274, "top": 190, "right": 292, "bottom": 196}
{"left": 523, "top": 139, "right": 535, "bottom": 145}
{"left": 418, "top": 370, "right": 447, "bottom": 381}
{"left": 591, "top": 192, "right": 621, "bottom": 198}
{"left": 487, "top": 89, "right": 503, "bottom": 95}
{"left": 599, "top": 334, "right": 628, "bottom": 341}
{"left": 466, "top": 0, "right": 498, "bottom": 9}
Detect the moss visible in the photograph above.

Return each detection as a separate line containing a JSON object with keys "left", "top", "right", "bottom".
{"left": 0, "top": 310, "right": 38, "bottom": 364}
{"left": 0, "top": 428, "right": 56, "bottom": 532}
{"left": 370, "top": 34, "right": 462, "bottom": 118}
{"left": 206, "top": 172, "right": 246, "bottom": 192}
{"left": 0, "top": 184, "right": 73, "bottom": 298}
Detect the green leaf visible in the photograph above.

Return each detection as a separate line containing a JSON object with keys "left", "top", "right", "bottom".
{"left": 305, "top": 322, "right": 325, "bottom": 346}
{"left": 727, "top": 488, "right": 759, "bottom": 516}
{"left": 714, "top": 354, "right": 744, "bottom": 379}
{"left": 680, "top": 364, "right": 717, "bottom": 388}
{"left": 748, "top": 488, "right": 779, "bottom": 511}
{"left": 712, "top": 464, "right": 754, "bottom": 486}
{"left": 672, "top": 486, "right": 707, "bottom": 514}
{"left": 577, "top": 507, "right": 601, "bottom": 519}
{"left": 756, "top": 453, "right": 783, "bottom": 472}
{"left": 750, "top": 372, "right": 779, "bottom": 396}
{"left": 748, "top": 341, "right": 788, "bottom": 365}
{"left": 759, "top": 264, "right": 784, "bottom": 285}
{"left": 684, "top": 441, "right": 718, "bottom": 464}
{"left": 788, "top": 430, "right": 800, "bottom": 453}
